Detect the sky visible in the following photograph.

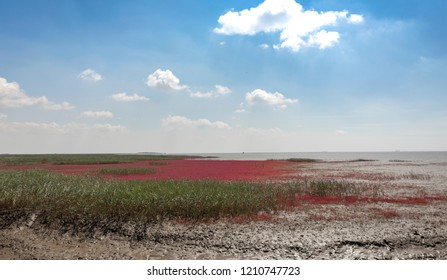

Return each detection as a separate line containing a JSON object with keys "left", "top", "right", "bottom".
{"left": 1, "top": 0, "right": 447, "bottom": 153}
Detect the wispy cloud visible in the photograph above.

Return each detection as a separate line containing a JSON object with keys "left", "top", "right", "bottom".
{"left": 190, "top": 85, "right": 232, "bottom": 98}
{"left": 246, "top": 88, "right": 297, "bottom": 109}
{"left": 215, "top": 85, "right": 232, "bottom": 96}
{"left": 80, "top": 111, "right": 114, "bottom": 119}
{"left": 348, "top": 14, "right": 364, "bottom": 24}
{"left": 161, "top": 115, "right": 231, "bottom": 130}
{"left": 189, "top": 91, "right": 213, "bottom": 98}
{"left": 0, "top": 77, "right": 74, "bottom": 110}
{"left": 78, "top": 68, "right": 103, "bottom": 82}
{"left": 335, "top": 130, "right": 348, "bottom": 135}
{"left": 214, "top": 0, "right": 363, "bottom": 52}
{"left": 0, "top": 120, "right": 126, "bottom": 134}
{"left": 146, "top": 69, "right": 188, "bottom": 91}
{"left": 246, "top": 127, "right": 285, "bottom": 136}
{"left": 110, "top": 92, "right": 149, "bottom": 102}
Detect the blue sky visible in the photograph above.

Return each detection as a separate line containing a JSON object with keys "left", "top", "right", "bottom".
{"left": 1, "top": 0, "right": 446, "bottom": 153}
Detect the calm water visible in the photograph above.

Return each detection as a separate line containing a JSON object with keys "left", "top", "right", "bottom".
{"left": 189, "top": 151, "right": 447, "bottom": 163}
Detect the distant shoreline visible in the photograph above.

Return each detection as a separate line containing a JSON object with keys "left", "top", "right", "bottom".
{"left": 187, "top": 151, "right": 447, "bottom": 162}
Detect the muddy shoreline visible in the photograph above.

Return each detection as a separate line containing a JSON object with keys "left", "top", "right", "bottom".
{"left": 1, "top": 161, "right": 446, "bottom": 260}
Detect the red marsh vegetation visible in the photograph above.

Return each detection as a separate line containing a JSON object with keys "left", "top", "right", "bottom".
{"left": 0, "top": 159, "right": 299, "bottom": 181}
{"left": 1, "top": 156, "right": 446, "bottom": 227}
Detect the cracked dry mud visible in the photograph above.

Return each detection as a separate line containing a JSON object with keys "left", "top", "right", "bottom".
{"left": 1, "top": 161, "right": 446, "bottom": 259}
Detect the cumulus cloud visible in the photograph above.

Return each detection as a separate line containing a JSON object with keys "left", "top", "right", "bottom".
{"left": 307, "top": 30, "right": 340, "bottom": 49}
{"left": 190, "top": 85, "right": 232, "bottom": 98}
{"left": 80, "top": 111, "right": 114, "bottom": 119}
{"left": 111, "top": 92, "right": 149, "bottom": 102}
{"left": 0, "top": 77, "right": 75, "bottom": 110}
{"left": 161, "top": 115, "right": 231, "bottom": 130}
{"left": 78, "top": 68, "right": 102, "bottom": 82}
{"left": 214, "top": 0, "right": 363, "bottom": 52}
{"left": 246, "top": 89, "right": 297, "bottom": 109}
{"left": 146, "top": 69, "right": 188, "bottom": 91}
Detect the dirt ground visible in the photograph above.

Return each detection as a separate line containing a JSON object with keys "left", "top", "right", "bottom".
{"left": 1, "top": 160, "right": 446, "bottom": 259}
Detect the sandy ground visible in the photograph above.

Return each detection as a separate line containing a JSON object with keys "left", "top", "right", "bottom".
{"left": 1, "top": 160, "right": 446, "bottom": 260}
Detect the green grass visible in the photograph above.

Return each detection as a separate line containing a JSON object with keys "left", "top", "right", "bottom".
{"left": 97, "top": 167, "right": 157, "bottom": 176}
{"left": 0, "top": 153, "right": 193, "bottom": 165}
{"left": 0, "top": 169, "right": 292, "bottom": 221}
{"left": 0, "top": 170, "right": 380, "bottom": 221}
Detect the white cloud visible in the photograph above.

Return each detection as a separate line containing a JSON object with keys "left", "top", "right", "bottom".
{"left": 80, "top": 111, "right": 114, "bottom": 119}
{"left": 348, "top": 14, "right": 364, "bottom": 24}
{"left": 0, "top": 117, "right": 129, "bottom": 153}
{"left": 259, "top": 43, "right": 270, "bottom": 49}
{"left": 78, "top": 68, "right": 102, "bottom": 82}
{"left": 190, "top": 85, "right": 232, "bottom": 99}
{"left": 40, "top": 99, "right": 75, "bottom": 110}
{"left": 92, "top": 123, "right": 126, "bottom": 133}
{"left": 307, "top": 30, "right": 340, "bottom": 49}
{"left": 214, "top": 0, "right": 363, "bottom": 52}
{"left": 0, "top": 112, "right": 7, "bottom": 120}
{"left": 215, "top": 85, "right": 232, "bottom": 96}
{"left": 0, "top": 77, "right": 75, "bottom": 110}
{"left": 161, "top": 115, "right": 231, "bottom": 130}
{"left": 190, "top": 91, "right": 213, "bottom": 98}
{"left": 146, "top": 69, "right": 188, "bottom": 91}
{"left": 246, "top": 88, "right": 298, "bottom": 109}
{"left": 111, "top": 92, "right": 149, "bottom": 102}
{"left": 8, "top": 121, "right": 63, "bottom": 132}
{"left": 235, "top": 102, "right": 246, "bottom": 113}
{"left": 146, "top": 69, "right": 229, "bottom": 98}
{"left": 247, "top": 127, "right": 285, "bottom": 136}
{"left": 1, "top": 120, "right": 126, "bottom": 134}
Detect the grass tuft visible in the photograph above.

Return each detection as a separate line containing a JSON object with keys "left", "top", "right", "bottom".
{"left": 400, "top": 172, "right": 431, "bottom": 181}
{"left": 148, "top": 161, "right": 169, "bottom": 166}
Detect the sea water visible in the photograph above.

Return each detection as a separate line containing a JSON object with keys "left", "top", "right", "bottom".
{"left": 190, "top": 151, "right": 447, "bottom": 162}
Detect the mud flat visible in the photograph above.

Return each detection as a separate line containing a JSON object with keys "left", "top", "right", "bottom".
{"left": 1, "top": 160, "right": 446, "bottom": 259}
